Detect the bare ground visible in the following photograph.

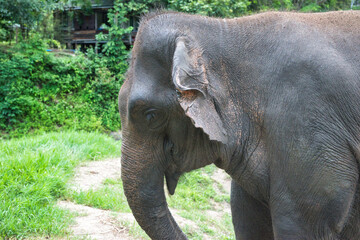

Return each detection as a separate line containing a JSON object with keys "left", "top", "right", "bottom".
{"left": 57, "top": 158, "right": 231, "bottom": 239}
{"left": 69, "top": 158, "right": 122, "bottom": 192}
{"left": 57, "top": 201, "right": 134, "bottom": 240}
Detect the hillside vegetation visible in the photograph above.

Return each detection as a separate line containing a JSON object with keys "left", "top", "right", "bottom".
{"left": 0, "top": 37, "right": 124, "bottom": 138}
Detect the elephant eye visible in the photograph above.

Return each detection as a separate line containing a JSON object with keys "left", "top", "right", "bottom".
{"left": 145, "top": 110, "right": 157, "bottom": 122}
{"left": 144, "top": 109, "right": 167, "bottom": 130}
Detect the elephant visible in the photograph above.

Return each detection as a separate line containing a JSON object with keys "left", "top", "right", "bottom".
{"left": 119, "top": 10, "right": 360, "bottom": 240}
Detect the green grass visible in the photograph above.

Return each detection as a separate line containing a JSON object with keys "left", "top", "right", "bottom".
{"left": 178, "top": 209, "right": 234, "bottom": 240}
{"left": 0, "top": 131, "right": 121, "bottom": 239}
{"left": 66, "top": 178, "right": 131, "bottom": 212}
{"left": 167, "top": 165, "right": 229, "bottom": 210}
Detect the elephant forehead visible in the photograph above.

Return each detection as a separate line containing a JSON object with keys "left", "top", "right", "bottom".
{"left": 133, "top": 27, "right": 173, "bottom": 61}
{"left": 126, "top": 65, "right": 172, "bottom": 100}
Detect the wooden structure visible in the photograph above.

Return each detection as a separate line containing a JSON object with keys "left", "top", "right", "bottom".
{"left": 54, "top": 0, "right": 137, "bottom": 51}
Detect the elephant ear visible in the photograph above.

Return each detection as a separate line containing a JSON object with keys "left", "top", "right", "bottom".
{"left": 172, "top": 38, "right": 228, "bottom": 144}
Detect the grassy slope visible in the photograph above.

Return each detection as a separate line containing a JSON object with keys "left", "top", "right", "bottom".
{"left": 0, "top": 131, "right": 121, "bottom": 238}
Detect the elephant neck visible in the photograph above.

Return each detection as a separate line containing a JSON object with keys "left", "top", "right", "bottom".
{"left": 216, "top": 131, "right": 270, "bottom": 203}
{"left": 212, "top": 108, "right": 270, "bottom": 203}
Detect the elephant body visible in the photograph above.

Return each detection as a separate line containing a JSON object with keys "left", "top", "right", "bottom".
{"left": 119, "top": 11, "right": 360, "bottom": 239}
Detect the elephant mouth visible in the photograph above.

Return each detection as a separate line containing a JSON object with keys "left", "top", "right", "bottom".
{"left": 165, "top": 171, "right": 181, "bottom": 195}
{"left": 164, "top": 137, "right": 181, "bottom": 195}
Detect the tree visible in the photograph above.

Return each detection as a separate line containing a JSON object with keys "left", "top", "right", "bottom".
{"left": 95, "top": 0, "right": 166, "bottom": 78}
{"left": 0, "top": 0, "right": 56, "bottom": 40}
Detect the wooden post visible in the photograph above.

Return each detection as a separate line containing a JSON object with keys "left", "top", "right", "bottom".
{"left": 68, "top": 11, "right": 72, "bottom": 48}
{"left": 95, "top": 11, "right": 98, "bottom": 30}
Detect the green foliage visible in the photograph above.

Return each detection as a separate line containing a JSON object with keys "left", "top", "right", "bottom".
{"left": 0, "top": 19, "right": 13, "bottom": 41}
{"left": 0, "top": 131, "right": 122, "bottom": 238}
{"left": 260, "top": 0, "right": 352, "bottom": 11}
{"left": 0, "top": 0, "right": 57, "bottom": 41}
{"left": 96, "top": 1, "right": 132, "bottom": 78}
{"left": 0, "top": 0, "right": 44, "bottom": 26}
{"left": 163, "top": 0, "right": 353, "bottom": 17}
{"left": 0, "top": 36, "right": 122, "bottom": 137}
{"left": 301, "top": 2, "right": 322, "bottom": 11}
{"left": 168, "top": 0, "right": 250, "bottom": 17}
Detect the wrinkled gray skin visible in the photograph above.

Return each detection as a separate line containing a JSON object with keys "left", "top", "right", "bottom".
{"left": 119, "top": 11, "right": 360, "bottom": 240}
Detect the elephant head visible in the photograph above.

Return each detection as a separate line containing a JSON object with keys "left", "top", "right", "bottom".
{"left": 119, "top": 12, "right": 242, "bottom": 239}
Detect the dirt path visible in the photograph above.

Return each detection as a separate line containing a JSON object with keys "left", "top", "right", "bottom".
{"left": 58, "top": 158, "right": 136, "bottom": 239}
{"left": 69, "top": 158, "right": 122, "bottom": 192}
{"left": 57, "top": 201, "right": 134, "bottom": 240}
{"left": 58, "top": 158, "right": 231, "bottom": 239}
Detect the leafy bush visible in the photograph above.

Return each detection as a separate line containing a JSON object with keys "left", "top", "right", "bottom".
{"left": 0, "top": 35, "right": 124, "bottom": 138}
{"left": 95, "top": 1, "right": 131, "bottom": 79}
{"left": 301, "top": 3, "right": 322, "bottom": 11}
{"left": 168, "top": 0, "right": 251, "bottom": 17}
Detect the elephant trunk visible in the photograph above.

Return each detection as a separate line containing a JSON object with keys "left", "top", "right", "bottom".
{"left": 121, "top": 141, "right": 187, "bottom": 240}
